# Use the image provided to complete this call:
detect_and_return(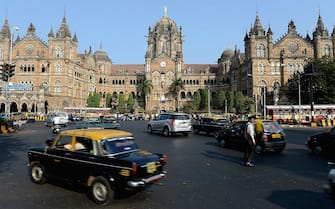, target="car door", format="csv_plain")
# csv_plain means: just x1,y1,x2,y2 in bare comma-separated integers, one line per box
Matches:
67,136,95,183
44,135,74,180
